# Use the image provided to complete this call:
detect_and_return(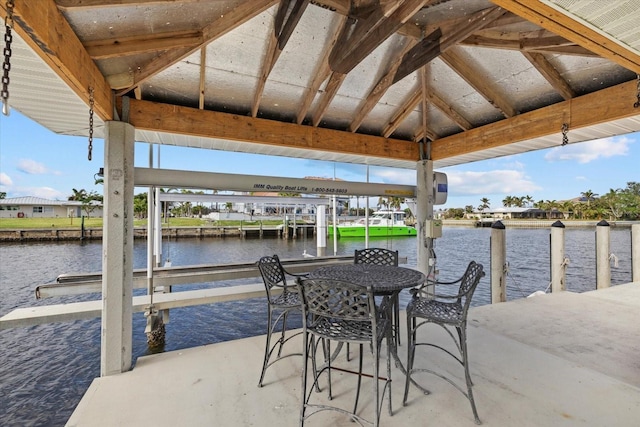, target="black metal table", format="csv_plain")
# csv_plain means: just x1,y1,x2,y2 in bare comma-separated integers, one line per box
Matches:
307,264,428,392
307,264,426,293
